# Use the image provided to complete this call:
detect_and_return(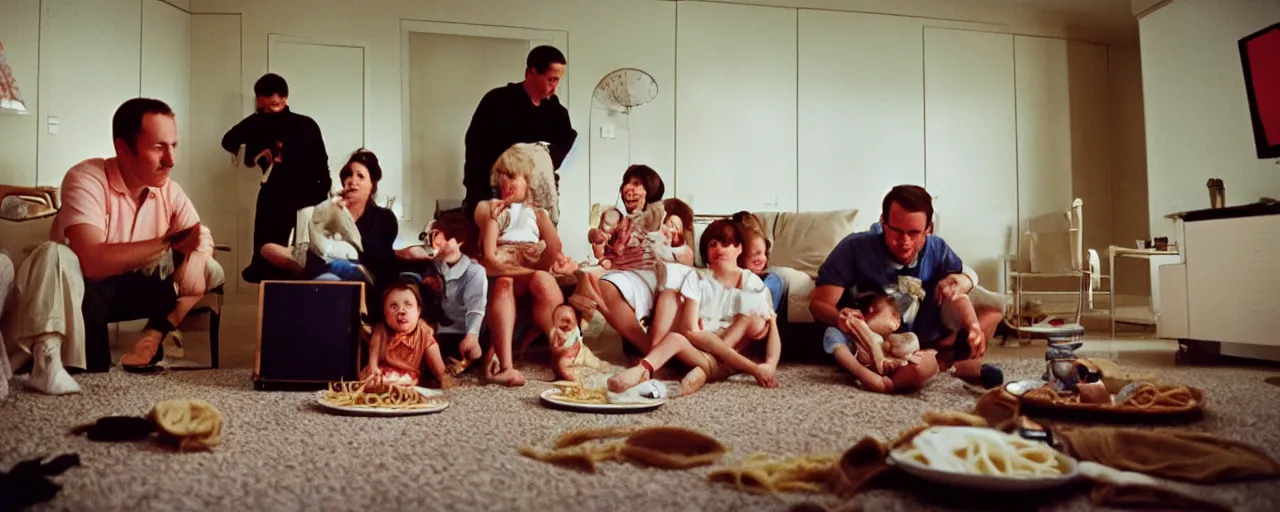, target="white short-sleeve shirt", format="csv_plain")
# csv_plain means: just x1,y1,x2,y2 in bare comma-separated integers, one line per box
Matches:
679,267,773,332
